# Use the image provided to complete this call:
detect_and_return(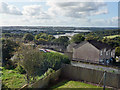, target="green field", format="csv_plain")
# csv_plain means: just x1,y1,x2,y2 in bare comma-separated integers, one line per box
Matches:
104,35,120,39
50,80,103,89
